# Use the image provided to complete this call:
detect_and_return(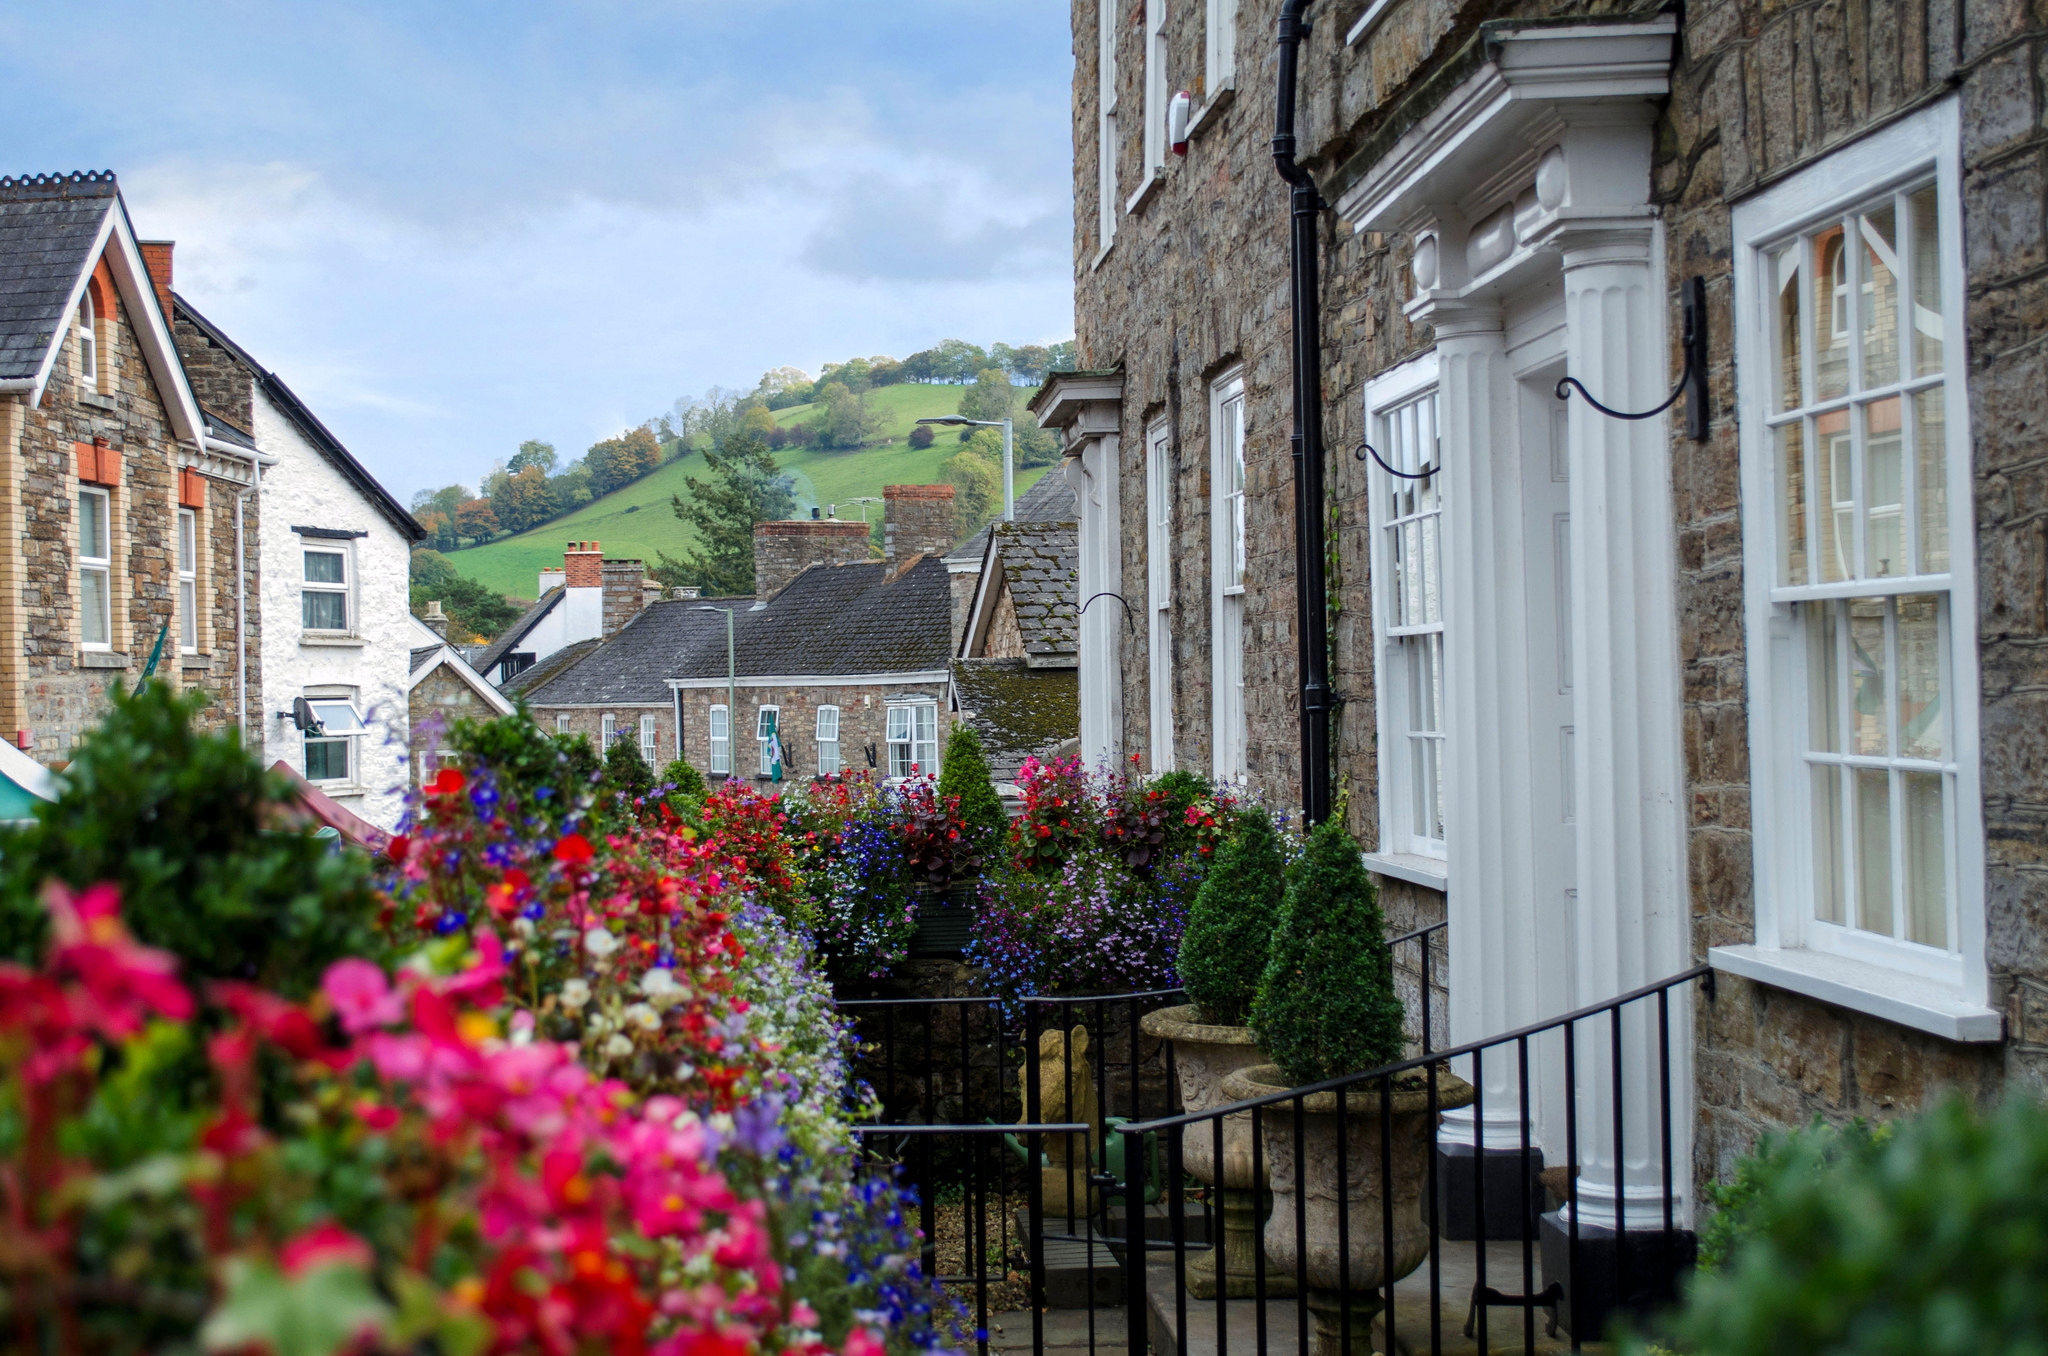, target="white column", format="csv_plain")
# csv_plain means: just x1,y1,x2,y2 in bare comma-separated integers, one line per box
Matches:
1558,217,1693,1230
1434,300,1548,1149
1067,438,1124,767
